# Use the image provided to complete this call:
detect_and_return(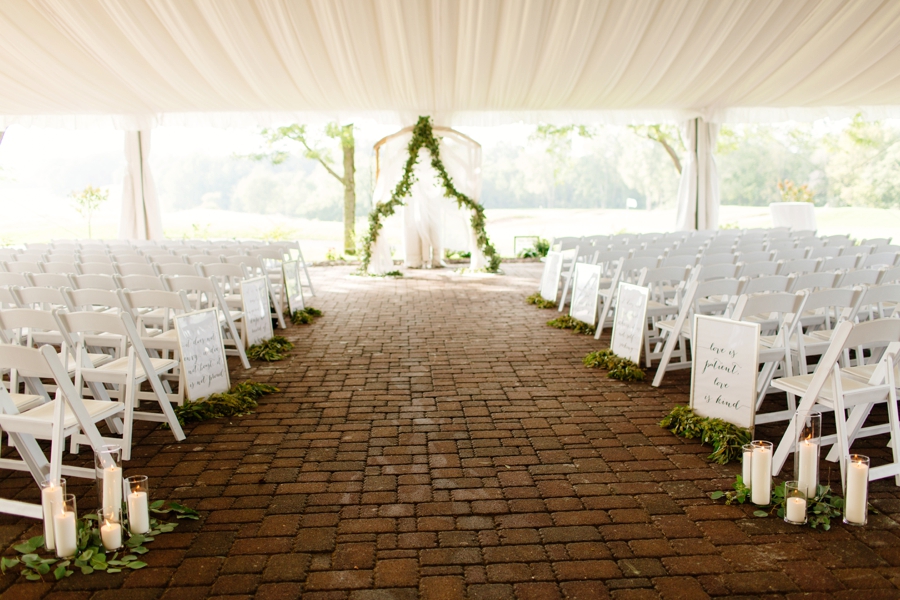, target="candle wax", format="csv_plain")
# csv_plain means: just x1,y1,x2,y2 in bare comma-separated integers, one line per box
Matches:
100,521,122,550
127,490,150,534
751,446,772,505
845,461,869,524
54,511,77,558
41,484,62,551
102,466,123,516
797,440,818,498
742,450,752,489
786,497,806,523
